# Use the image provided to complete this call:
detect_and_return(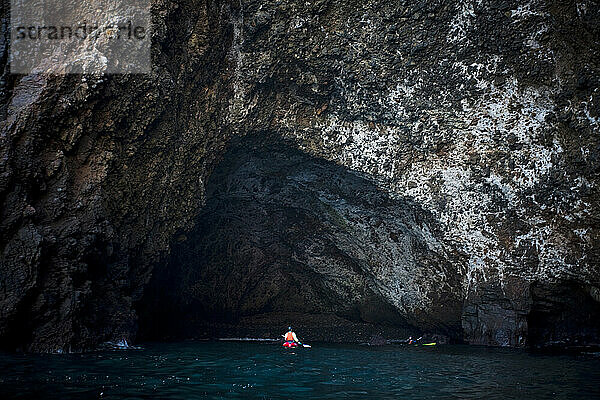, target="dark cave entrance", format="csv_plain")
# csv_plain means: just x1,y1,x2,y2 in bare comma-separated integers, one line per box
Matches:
528,281,600,348
136,134,463,343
